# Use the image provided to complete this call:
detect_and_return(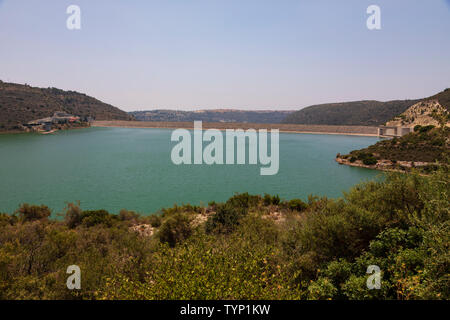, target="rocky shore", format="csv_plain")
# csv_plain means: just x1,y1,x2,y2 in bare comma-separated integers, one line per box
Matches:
335,156,434,173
